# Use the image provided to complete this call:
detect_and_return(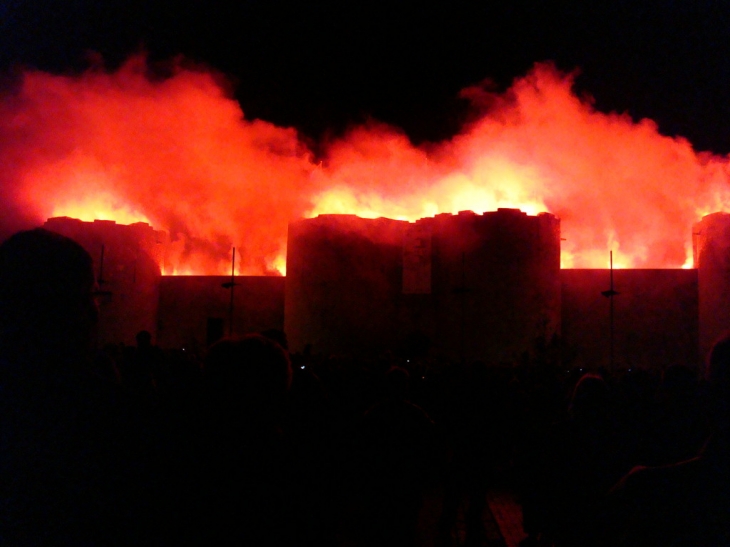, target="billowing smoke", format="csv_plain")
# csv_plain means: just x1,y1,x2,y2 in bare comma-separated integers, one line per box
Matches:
1,56,729,273
0,56,315,275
